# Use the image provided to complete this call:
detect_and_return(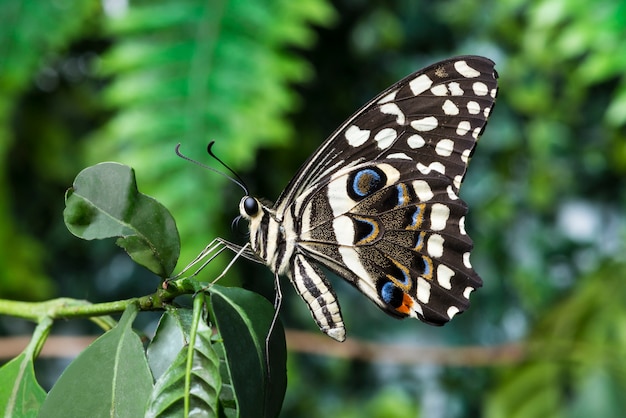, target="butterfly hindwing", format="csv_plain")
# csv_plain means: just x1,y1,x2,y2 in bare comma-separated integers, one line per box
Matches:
297,160,479,325
239,56,498,341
